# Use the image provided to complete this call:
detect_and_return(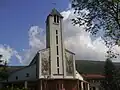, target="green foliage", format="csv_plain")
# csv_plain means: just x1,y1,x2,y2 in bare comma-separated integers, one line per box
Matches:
104,59,115,81
0,63,9,80
72,0,120,48
1,86,28,90
0,71,9,80
102,58,120,90
0,55,9,80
